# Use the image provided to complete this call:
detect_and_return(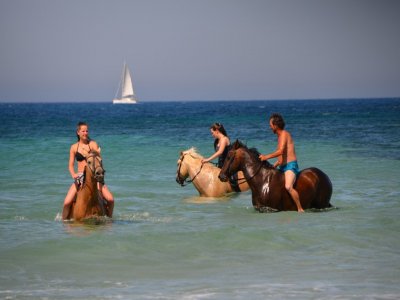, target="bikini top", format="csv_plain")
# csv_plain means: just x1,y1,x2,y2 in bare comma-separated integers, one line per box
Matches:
75,142,91,162
215,143,231,169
